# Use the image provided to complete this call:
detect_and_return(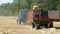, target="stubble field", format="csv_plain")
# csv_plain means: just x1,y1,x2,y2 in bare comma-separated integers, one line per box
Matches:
0,16,60,34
